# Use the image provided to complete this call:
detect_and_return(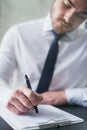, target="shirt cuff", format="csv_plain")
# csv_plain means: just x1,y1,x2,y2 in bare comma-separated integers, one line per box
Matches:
65,88,86,106
0,86,14,106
